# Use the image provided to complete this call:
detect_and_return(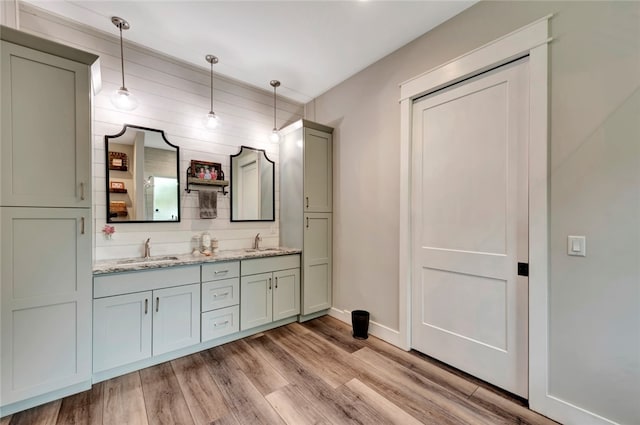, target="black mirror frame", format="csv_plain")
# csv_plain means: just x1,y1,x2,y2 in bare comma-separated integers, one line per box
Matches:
105,124,181,223
229,145,276,222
